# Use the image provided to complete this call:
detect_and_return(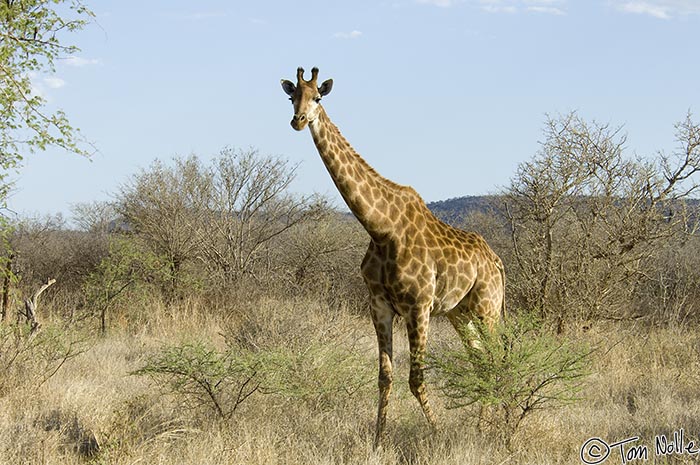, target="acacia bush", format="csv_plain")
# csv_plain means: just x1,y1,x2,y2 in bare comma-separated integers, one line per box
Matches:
135,300,373,425
260,340,373,412
430,312,592,450
0,322,85,397
134,342,262,422
222,296,373,410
